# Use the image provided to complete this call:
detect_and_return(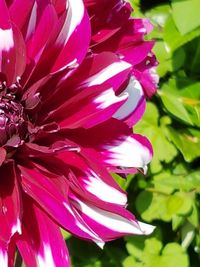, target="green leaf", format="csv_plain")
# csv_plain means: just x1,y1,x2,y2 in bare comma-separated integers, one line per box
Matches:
187,204,199,228
136,190,192,223
145,4,170,28
158,90,193,125
144,238,162,255
159,243,189,267
125,236,145,260
122,256,138,267
160,78,200,126
61,228,71,240
136,191,172,222
172,215,185,231
171,0,200,35
153,42,185,77
153,171,200,191
126,237,189,267
167,127,200,162
163,15,200,52
166,192,193,216
112,173,134,190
